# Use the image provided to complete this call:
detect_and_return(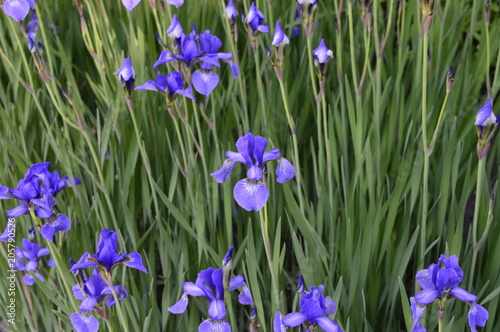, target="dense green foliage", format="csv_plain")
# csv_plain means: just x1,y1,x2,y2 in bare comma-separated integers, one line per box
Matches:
1,0,500,331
